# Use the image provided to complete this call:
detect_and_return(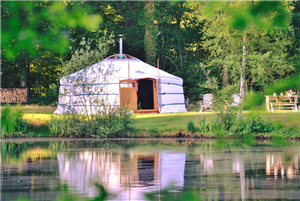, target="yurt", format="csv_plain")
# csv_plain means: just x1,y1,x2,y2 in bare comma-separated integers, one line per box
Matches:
54,36,187,115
